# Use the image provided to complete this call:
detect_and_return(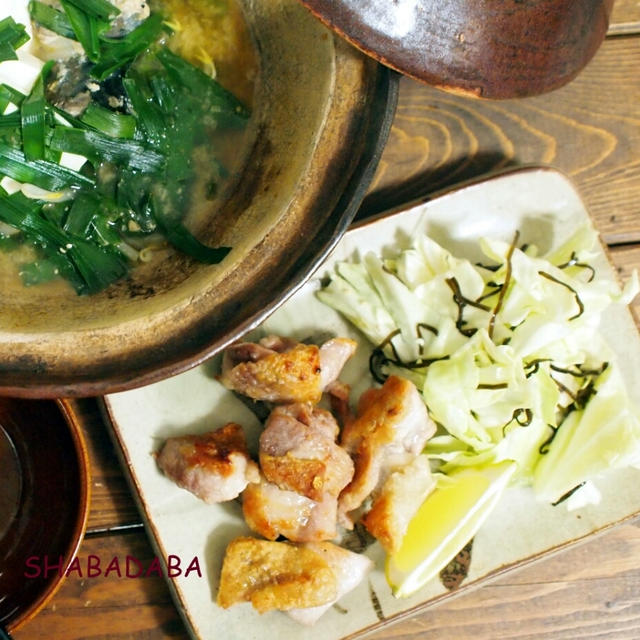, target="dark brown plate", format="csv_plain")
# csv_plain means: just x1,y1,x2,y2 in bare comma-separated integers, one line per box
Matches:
298,0,613,98
0,398,90,632
0,0,397,398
